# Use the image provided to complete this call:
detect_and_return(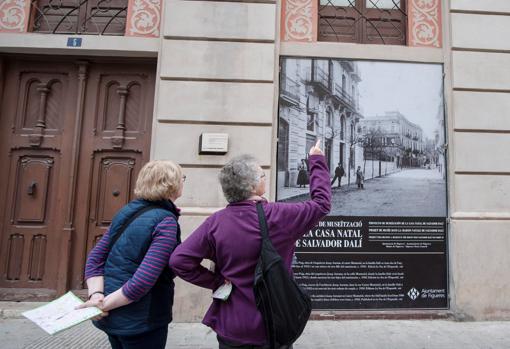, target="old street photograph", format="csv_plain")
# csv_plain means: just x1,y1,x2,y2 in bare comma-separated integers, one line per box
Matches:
277,58,447,217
